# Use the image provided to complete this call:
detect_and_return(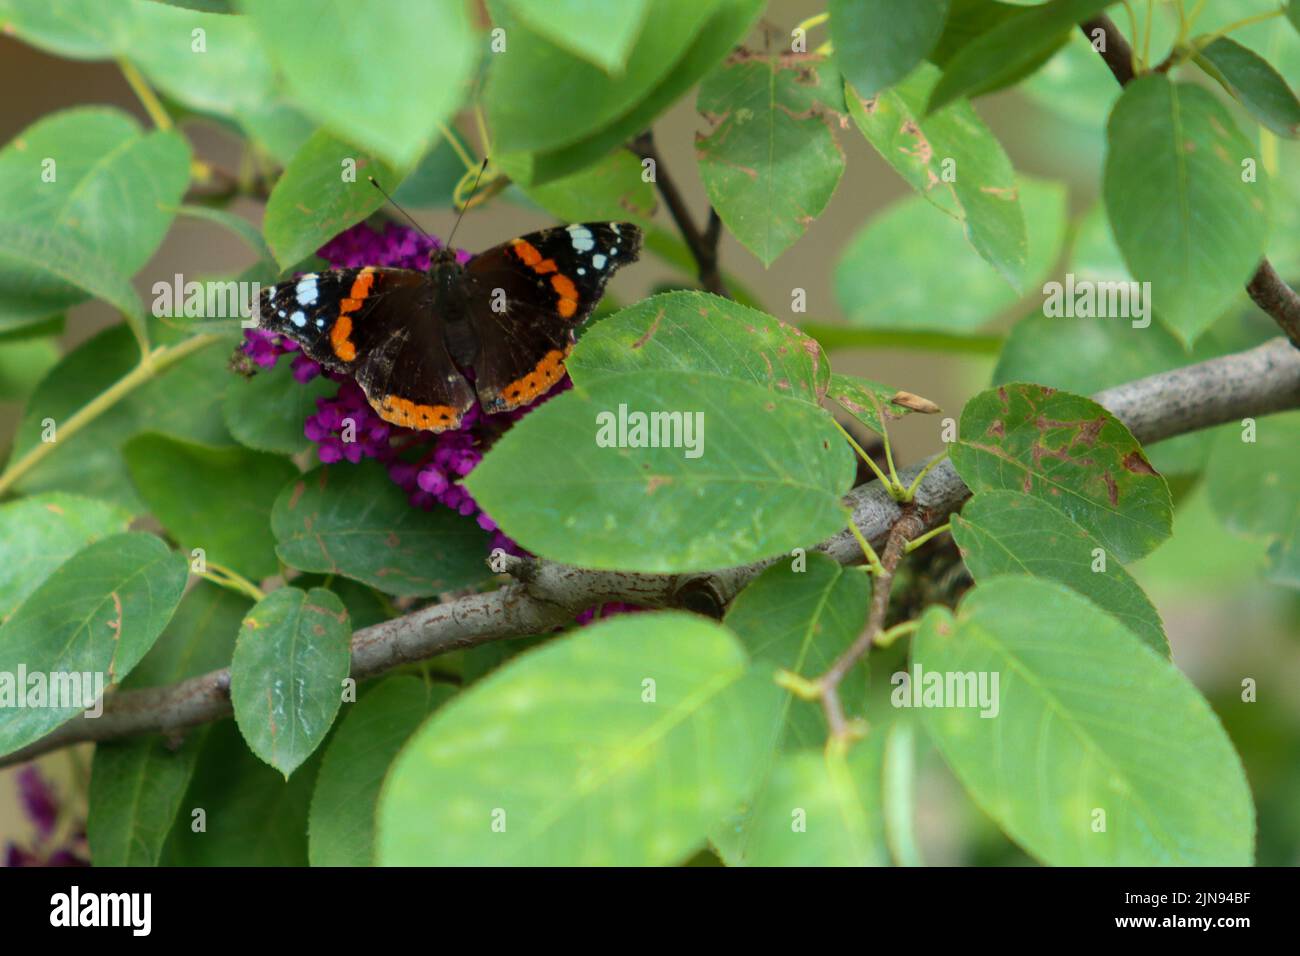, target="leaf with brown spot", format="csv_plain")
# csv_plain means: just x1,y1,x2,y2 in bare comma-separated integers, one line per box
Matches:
952,384,1172,561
